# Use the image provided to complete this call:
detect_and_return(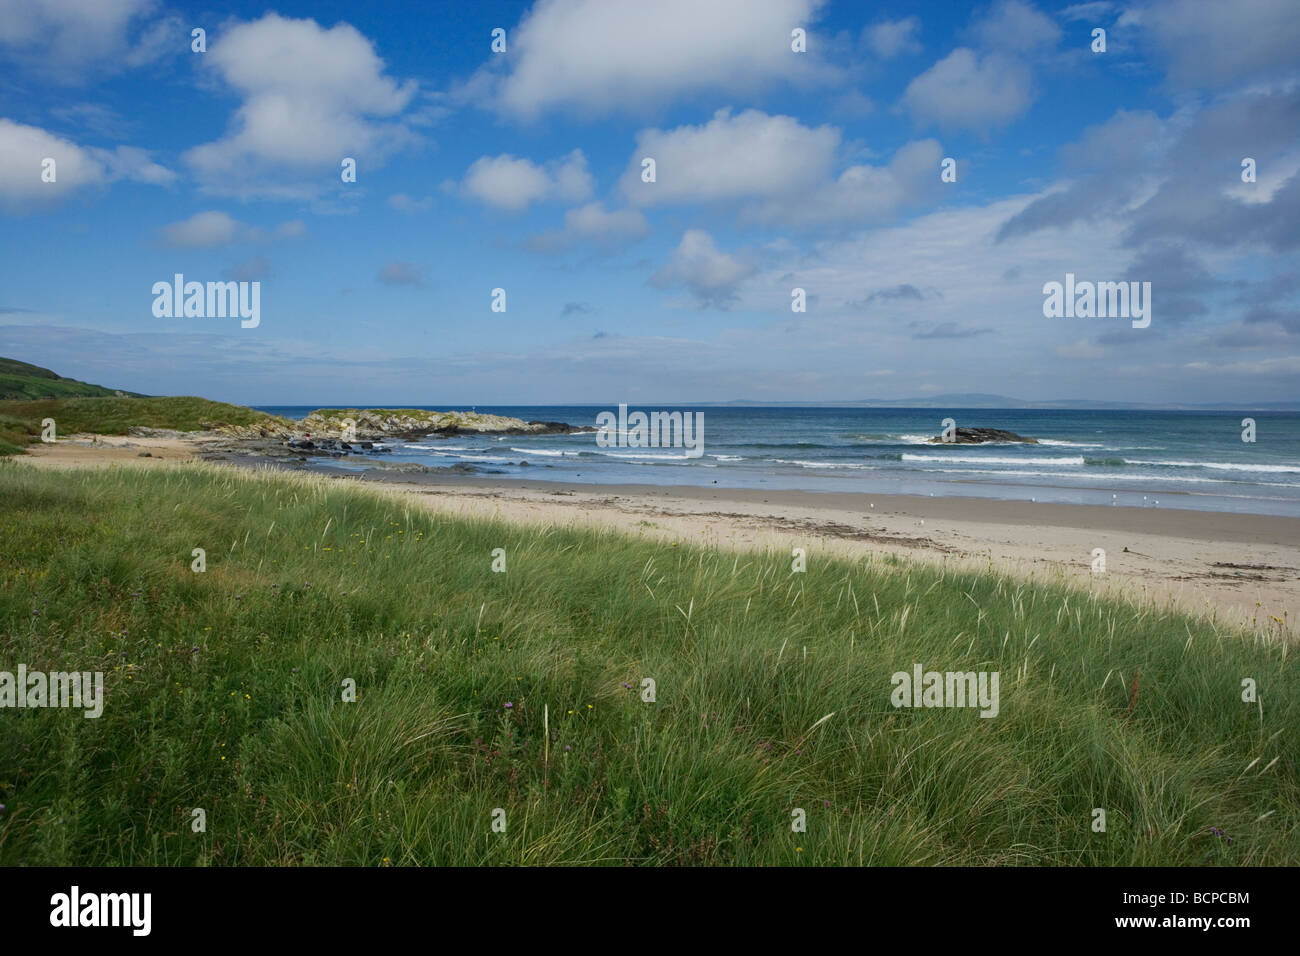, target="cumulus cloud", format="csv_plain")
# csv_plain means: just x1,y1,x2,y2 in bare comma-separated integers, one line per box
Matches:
650,230,754,308
903,49,1035,132
1125,0,1300,90
161,211,242,248
619,108,943,226
183,14,418,198
622,109,836,205
460,149,593,211
0,0,172,79
158,211,307,248
903,1,1061,133
970,0,1062,52
996,89,1300,258
0,118,174,206
470,0,834,119
527,202,649,253
863,17,922,59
